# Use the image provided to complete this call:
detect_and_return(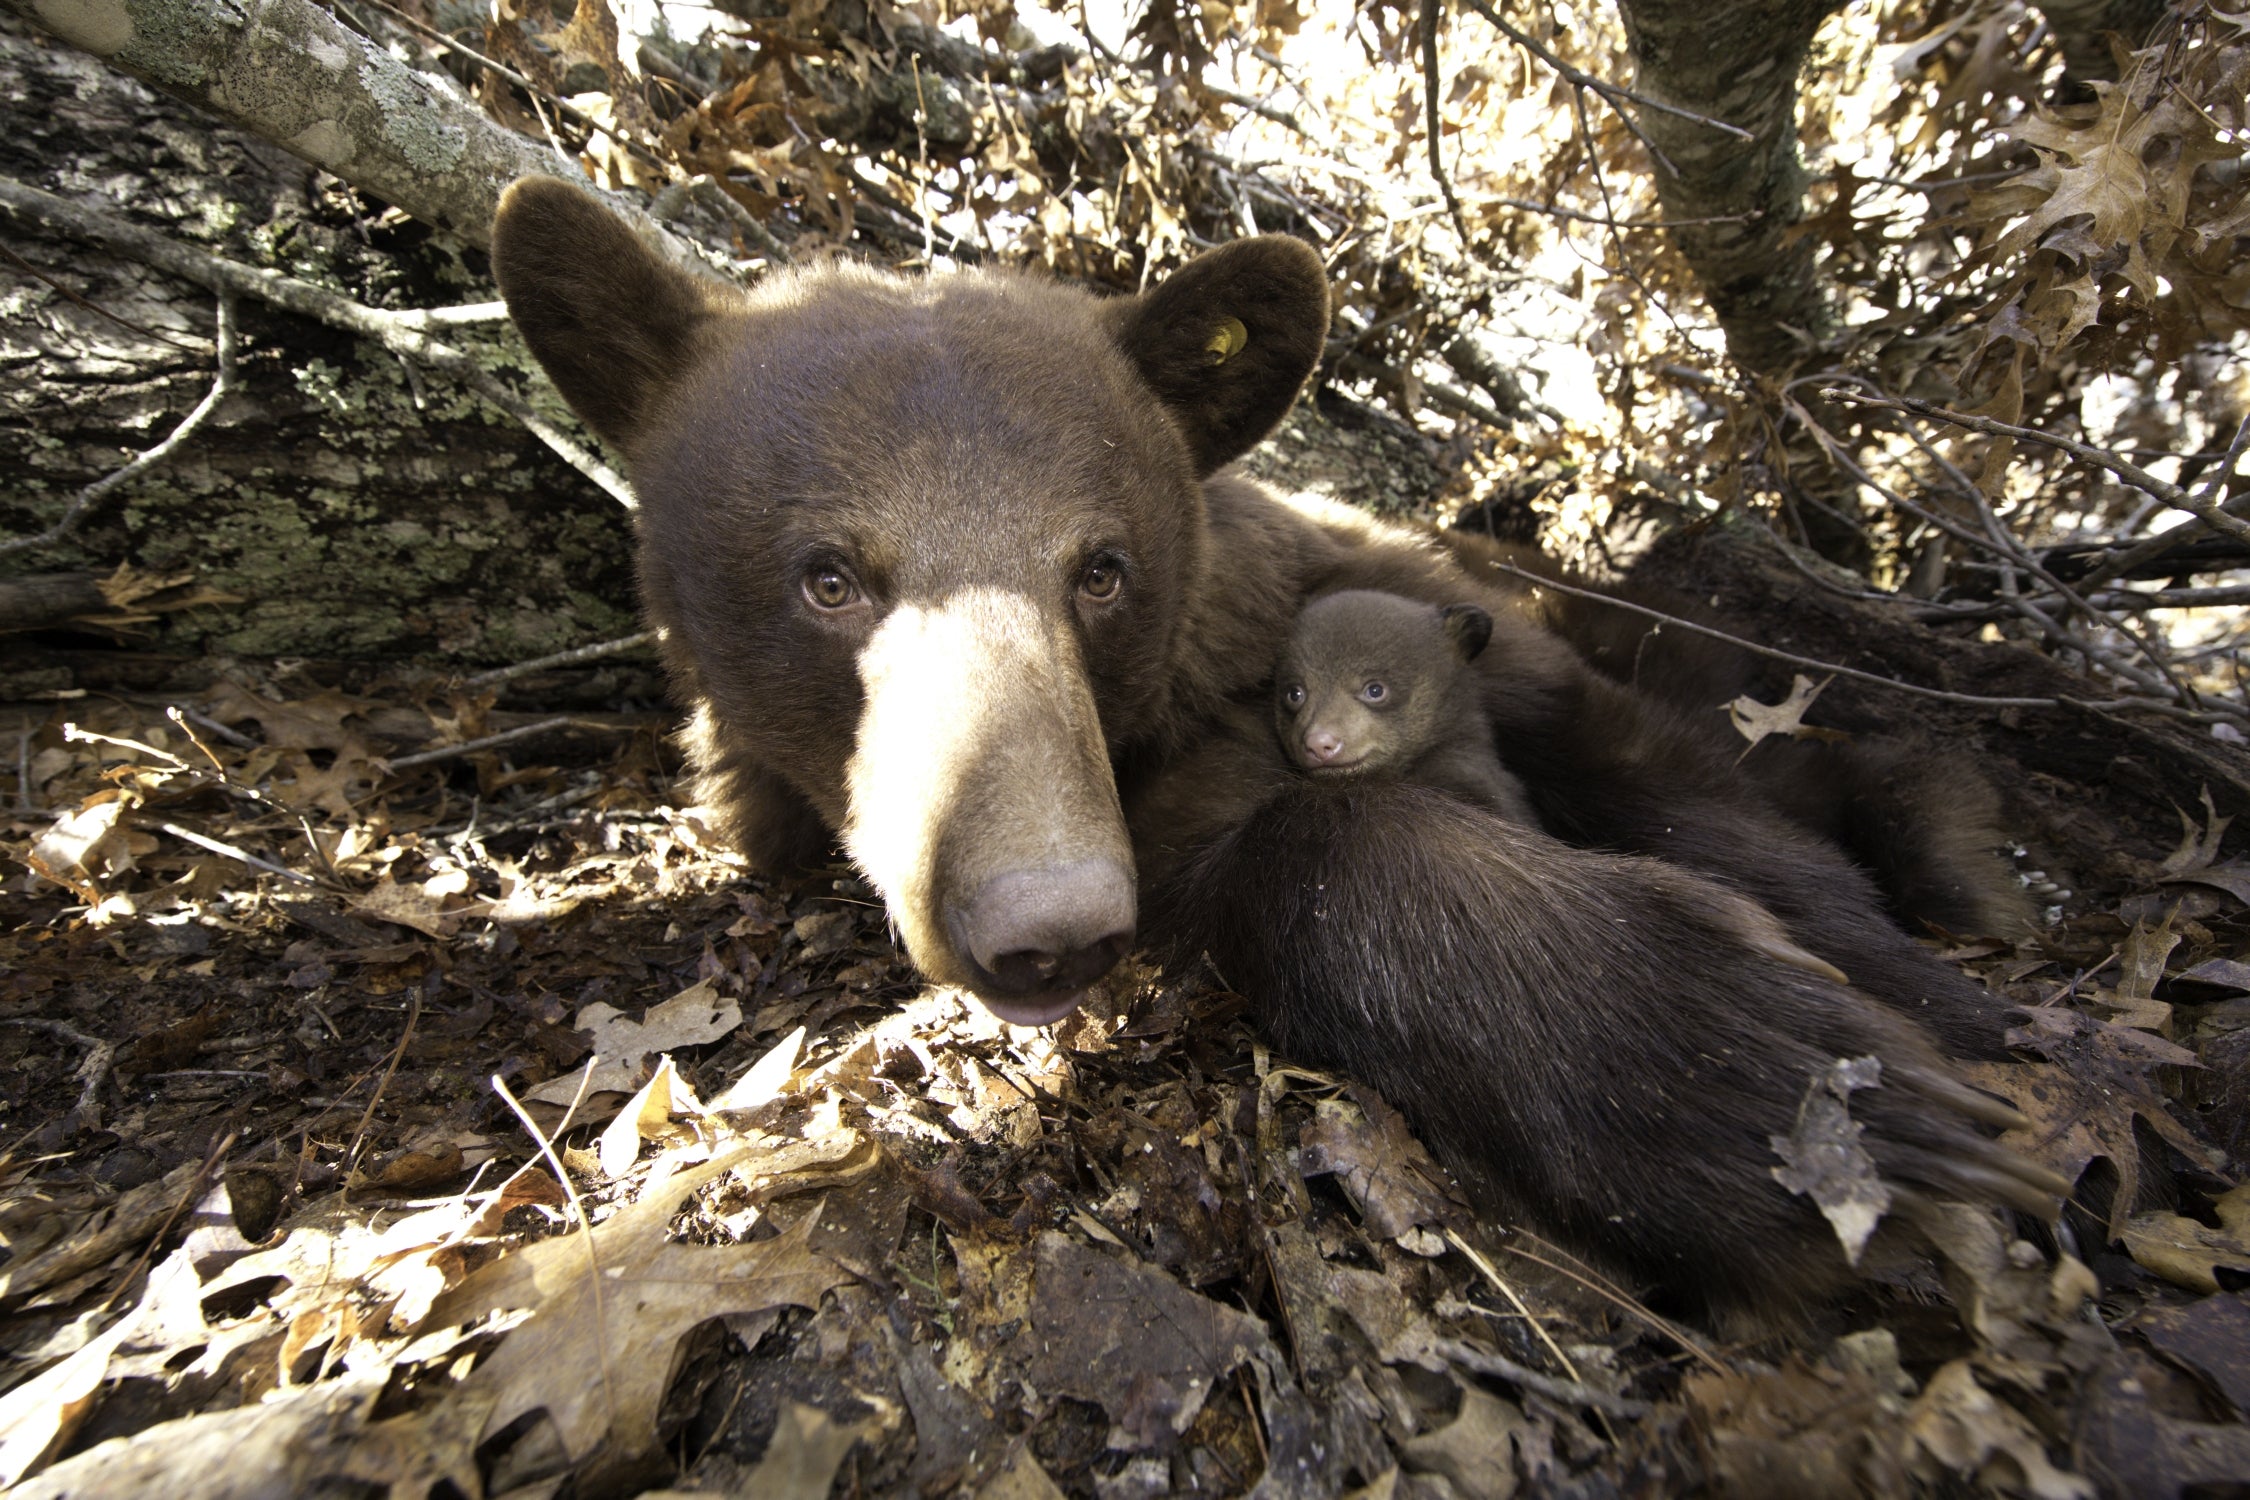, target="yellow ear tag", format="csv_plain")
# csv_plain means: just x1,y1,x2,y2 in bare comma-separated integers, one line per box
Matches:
1204,316,1249,366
